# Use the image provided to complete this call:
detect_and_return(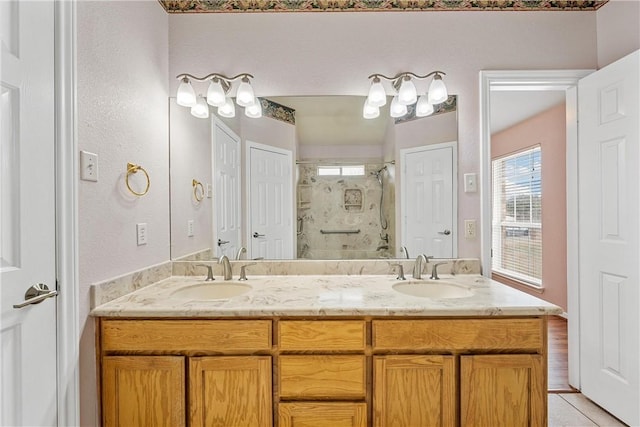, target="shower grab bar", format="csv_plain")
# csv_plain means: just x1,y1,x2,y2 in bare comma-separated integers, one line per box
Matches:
320,229,361,235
